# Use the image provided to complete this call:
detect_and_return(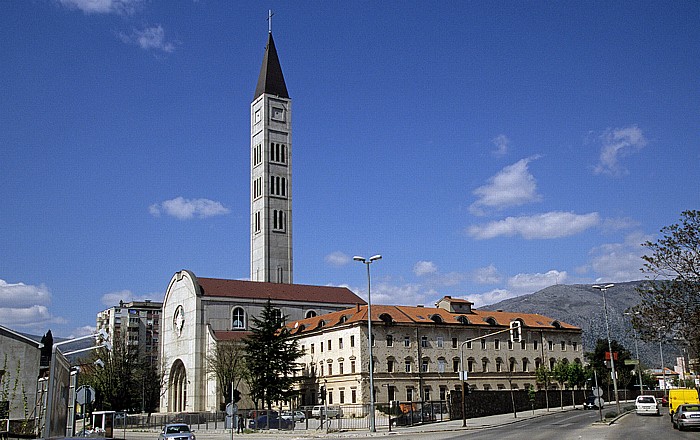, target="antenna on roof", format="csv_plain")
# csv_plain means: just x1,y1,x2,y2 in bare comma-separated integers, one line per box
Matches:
267,9,274,34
